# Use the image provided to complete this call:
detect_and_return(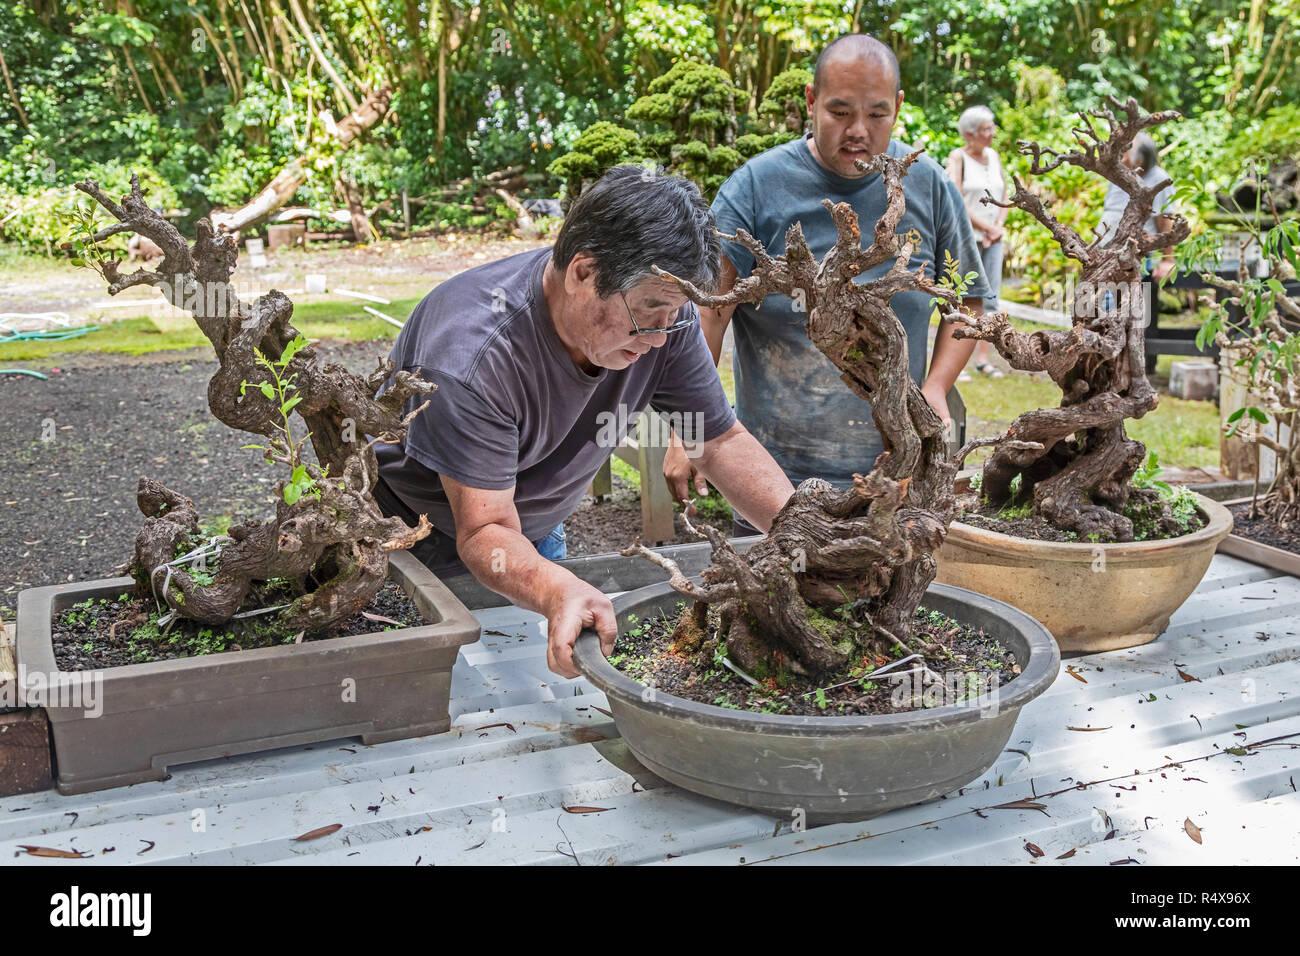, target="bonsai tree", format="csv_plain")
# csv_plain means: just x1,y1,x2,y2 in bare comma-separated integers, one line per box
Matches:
946,97,1194,542
549,65,812,205
546,121,644,211
736,66,812,159
1192,217,1300,524
622,150,975,677
62,175,436,632
627,60,742,198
